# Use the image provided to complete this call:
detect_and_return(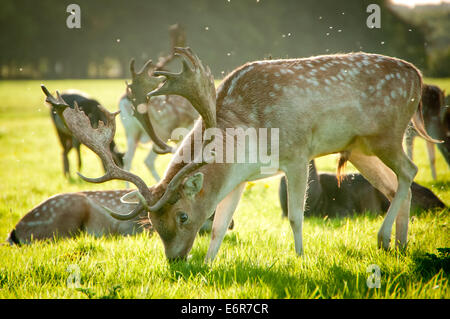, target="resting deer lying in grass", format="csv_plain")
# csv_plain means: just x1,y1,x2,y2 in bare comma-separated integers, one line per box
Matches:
405,84,450,179
17,48,440,263
279,160,446,218
48,90,124,177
